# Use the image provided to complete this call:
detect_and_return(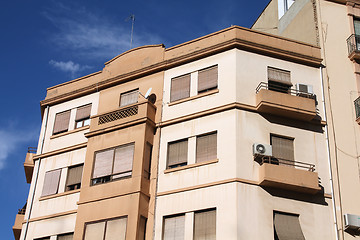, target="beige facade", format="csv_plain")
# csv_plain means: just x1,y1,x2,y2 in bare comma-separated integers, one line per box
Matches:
254,0,360,239
14,25,337,239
